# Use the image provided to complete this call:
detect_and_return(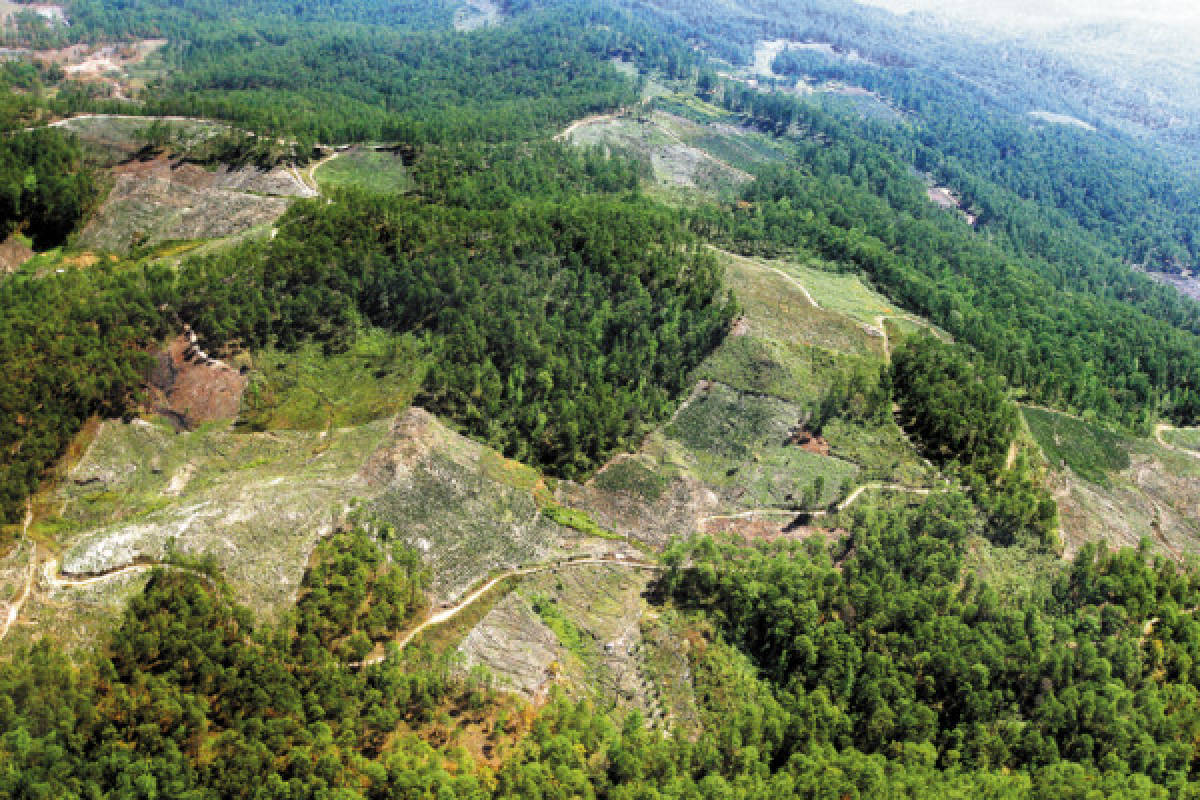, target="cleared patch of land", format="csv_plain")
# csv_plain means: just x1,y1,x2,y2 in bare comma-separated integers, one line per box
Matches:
54,417,390,615
51,116,226,164
566,111,752,200
1023,407,1131,486
239,330,427,431
1023,407,1200,559
75,157,298,253
459,591,563,697
718,250,886,357
665,381,859,510
1028,110,1096,131
1147,271,1200,303
0,233,33,273
1,567,151,657
454,0,501,31
313,147,411,194
147,332,248,428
